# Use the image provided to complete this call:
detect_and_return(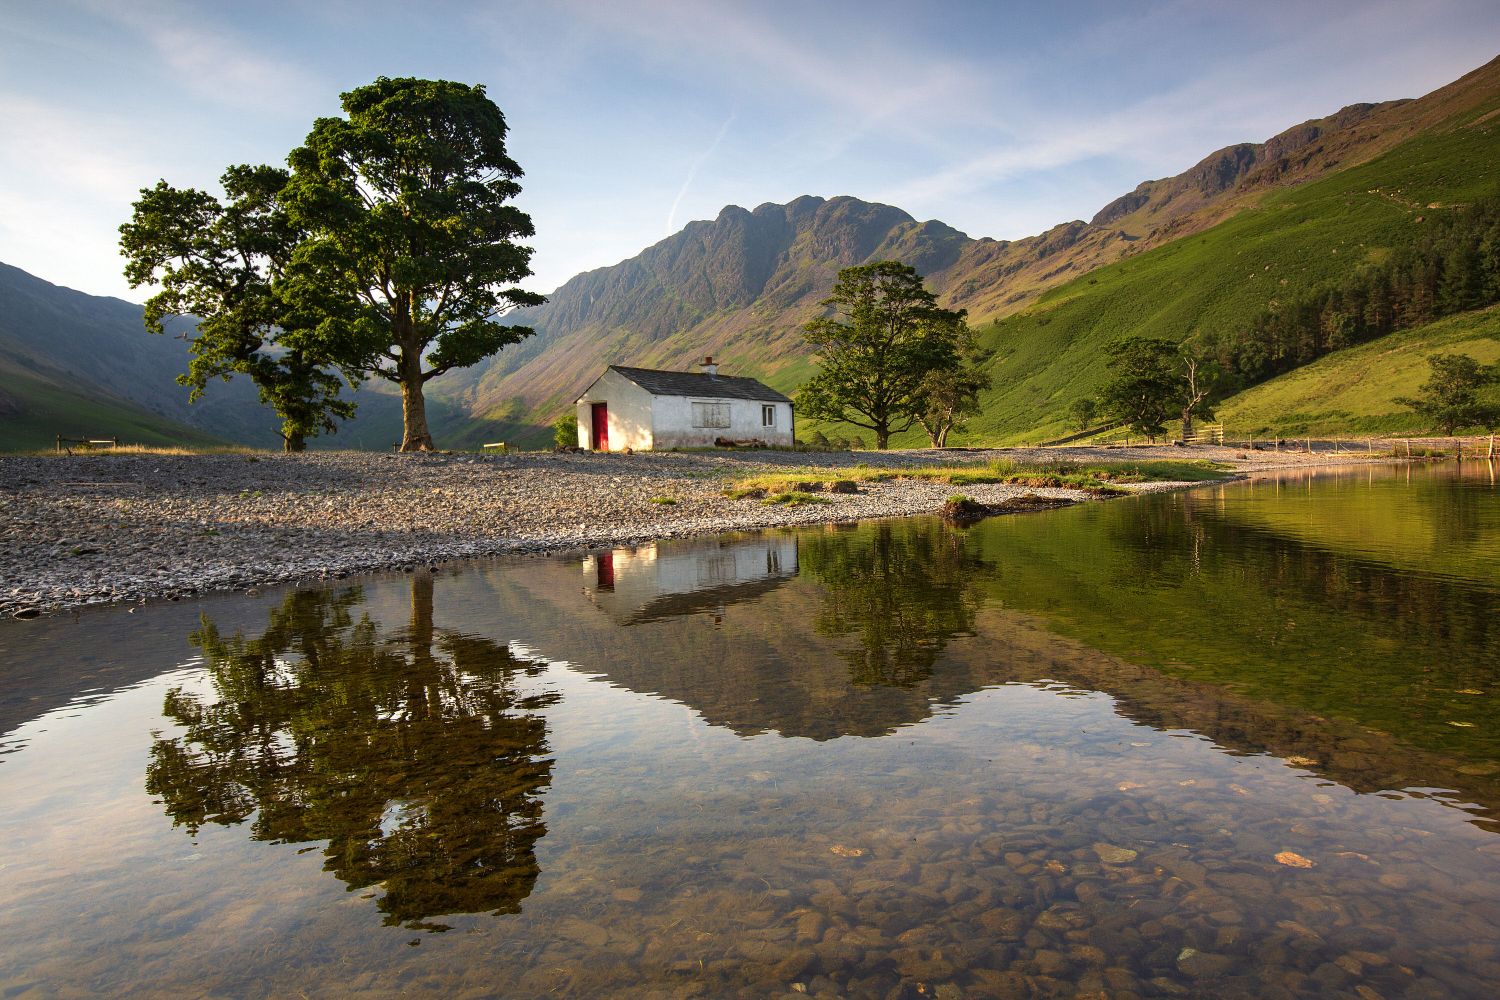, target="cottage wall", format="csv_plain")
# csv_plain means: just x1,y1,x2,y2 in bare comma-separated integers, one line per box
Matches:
652,397,794,449
576,370,655,451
